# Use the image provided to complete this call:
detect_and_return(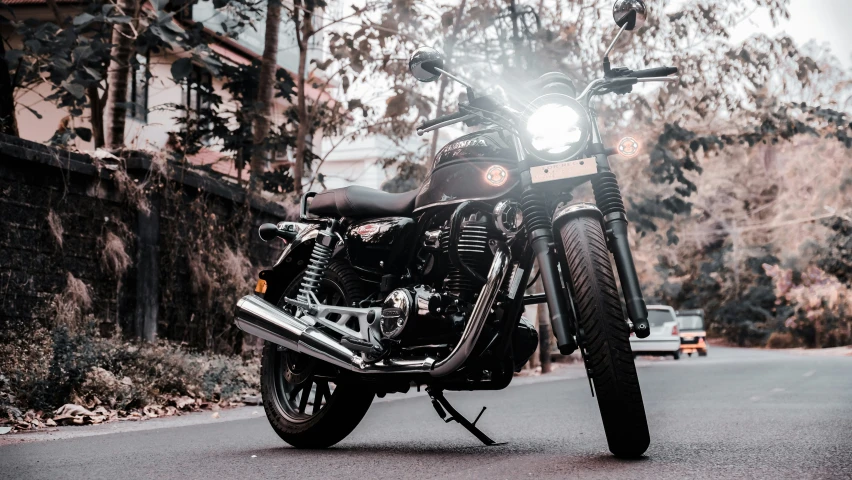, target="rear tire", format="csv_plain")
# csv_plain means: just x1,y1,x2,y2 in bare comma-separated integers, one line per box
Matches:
260,260,374,448
673,350,681,360
558,214,650,458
